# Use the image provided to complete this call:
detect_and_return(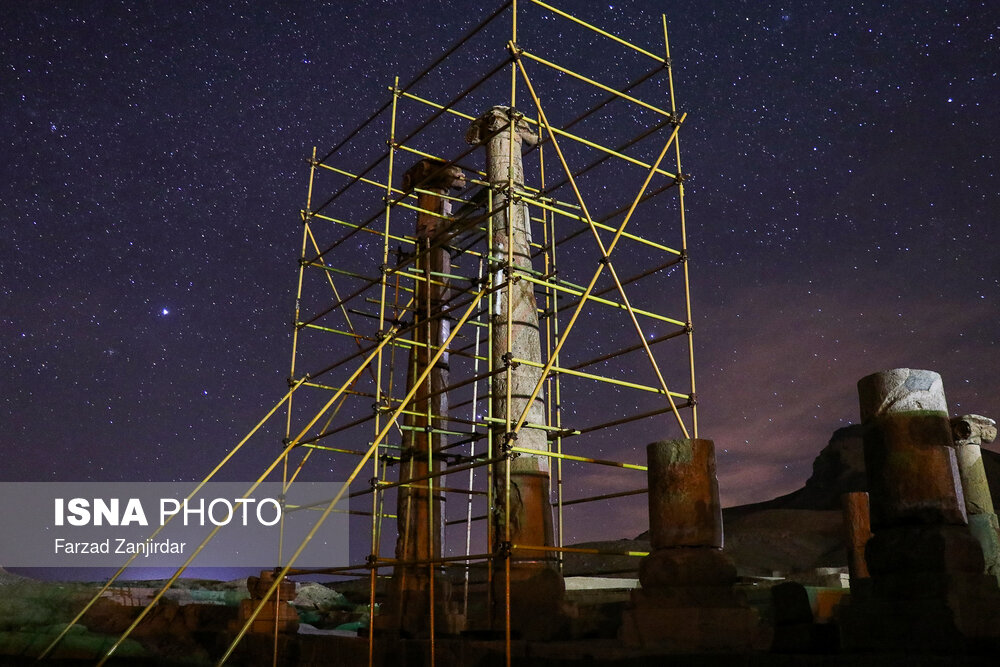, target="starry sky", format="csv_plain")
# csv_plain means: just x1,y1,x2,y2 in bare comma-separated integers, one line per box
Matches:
4,0,999,561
